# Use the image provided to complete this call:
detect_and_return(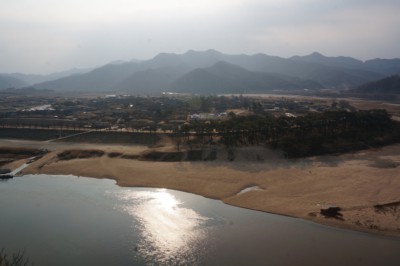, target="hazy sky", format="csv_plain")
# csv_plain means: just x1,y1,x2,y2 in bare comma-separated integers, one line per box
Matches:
1,0,399,74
